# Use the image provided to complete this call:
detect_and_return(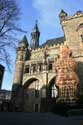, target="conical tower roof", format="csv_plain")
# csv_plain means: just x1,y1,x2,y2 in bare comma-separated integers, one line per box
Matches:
32,20,40,33
59,9,68,20
19,35,29,48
